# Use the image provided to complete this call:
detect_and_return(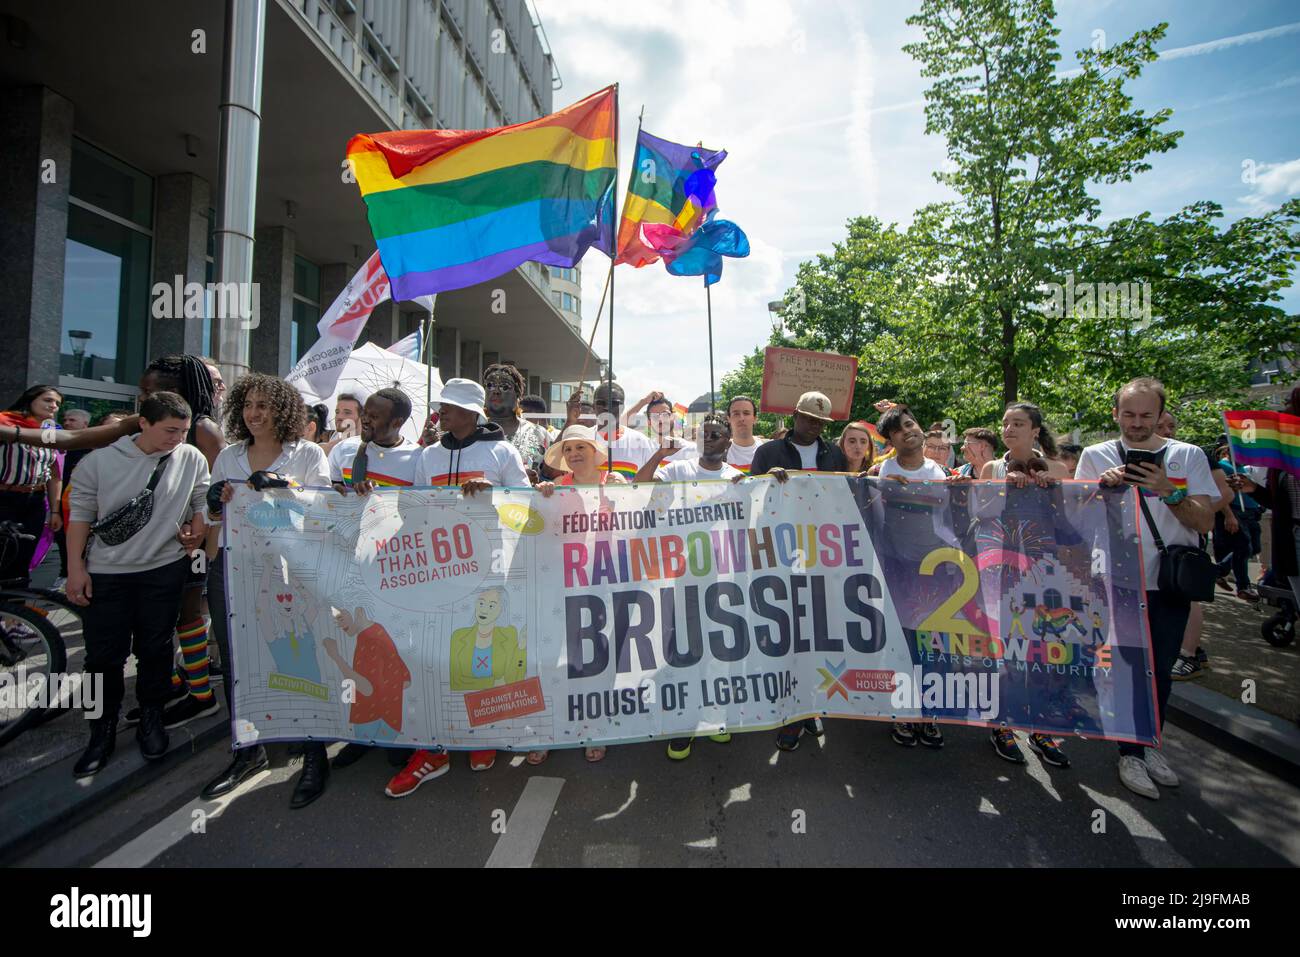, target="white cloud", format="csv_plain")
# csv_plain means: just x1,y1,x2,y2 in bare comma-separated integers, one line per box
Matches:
1158,21,1300,61
1239,157,1300,213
